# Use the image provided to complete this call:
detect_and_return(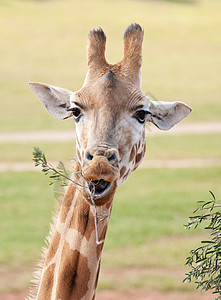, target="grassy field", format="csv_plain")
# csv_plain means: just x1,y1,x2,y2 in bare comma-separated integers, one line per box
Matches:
0,0,221,131
0,167,221,293
0,0,220,297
